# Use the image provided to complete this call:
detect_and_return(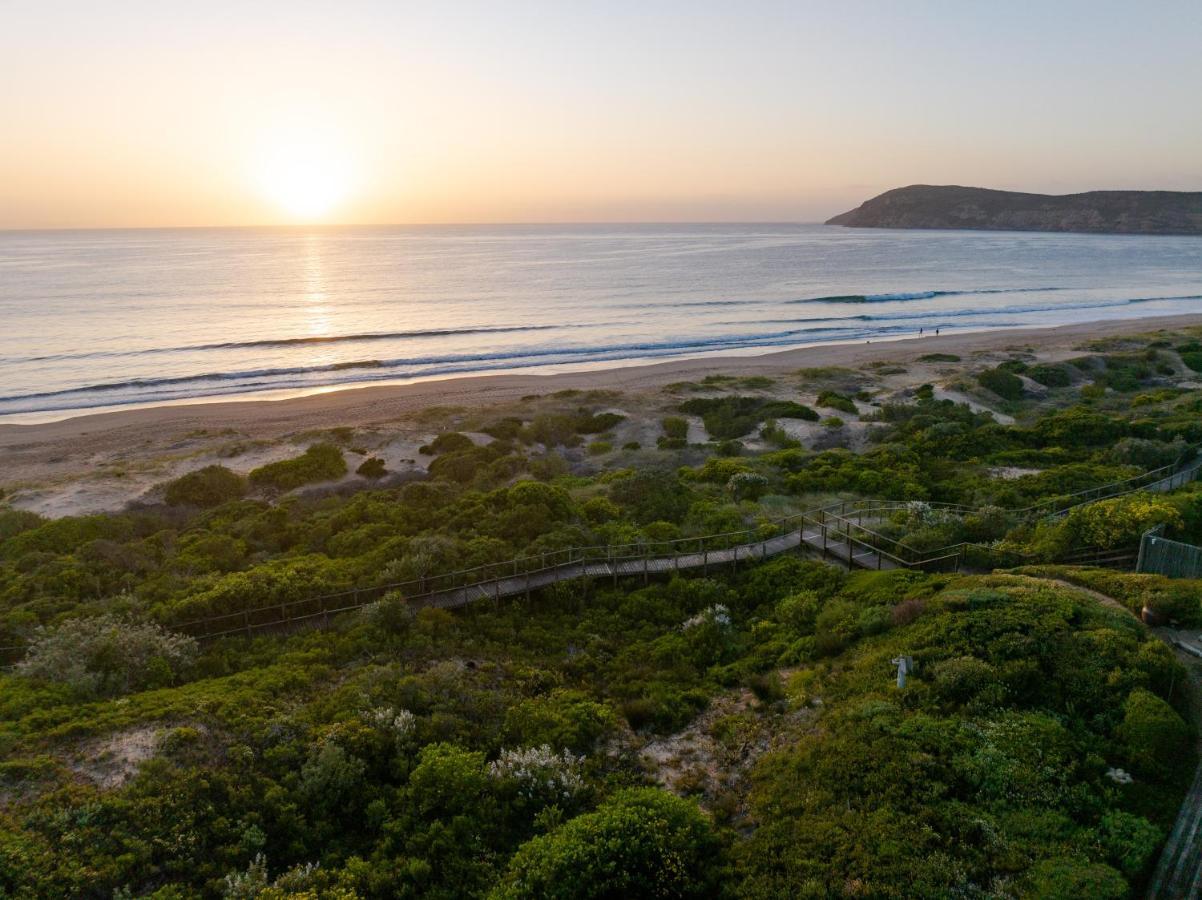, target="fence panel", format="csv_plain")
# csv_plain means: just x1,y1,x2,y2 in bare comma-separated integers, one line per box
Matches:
1138,532,1202,579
